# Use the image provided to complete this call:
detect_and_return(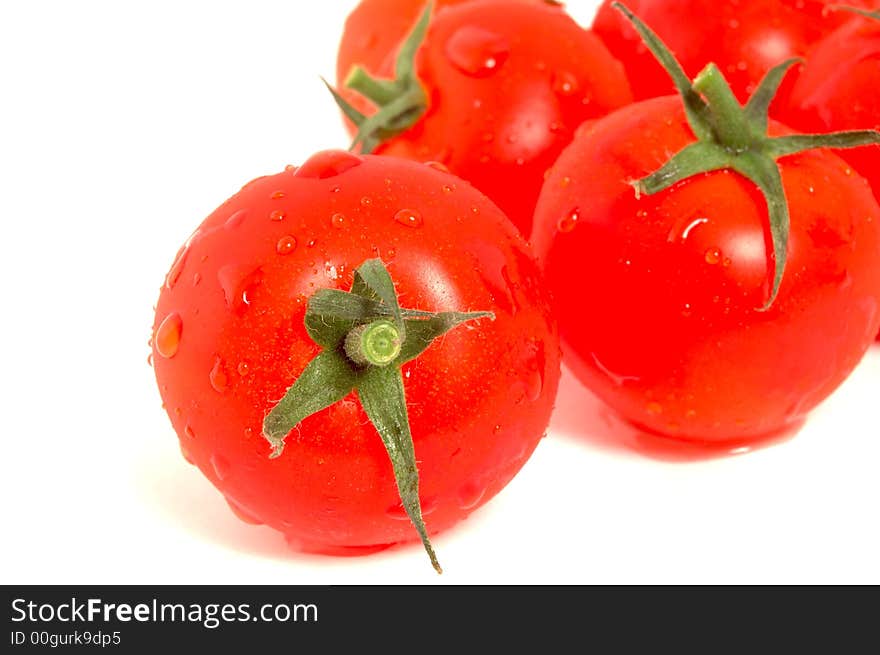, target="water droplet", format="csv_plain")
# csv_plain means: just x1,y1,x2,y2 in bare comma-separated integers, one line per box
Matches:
217,265,264,313
549,121,565,134
294,150,364,179
558,208,580,233
155,313,183,359
179,441,195,465
270,190,285,200
444,25,510,77
146,353,153,367
276,235,297,255
560,176,571,188
269,210,286,222
551,70,579,97
386,497,438,521
457,481,487,510
705,247,722,265
394,208,424,228
646,401,663,415
442,184,454,194
226,497,262,525
330,213,346,228
324,262,341,281
524,340,546,401
306,239,317,248
237,361,250,376
165,246,190,289
184,424,196,439
210,356,228,393
284,164,297,172
425,161,450,173
481,132,494,143
211,453,231,481
525,370,543,401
